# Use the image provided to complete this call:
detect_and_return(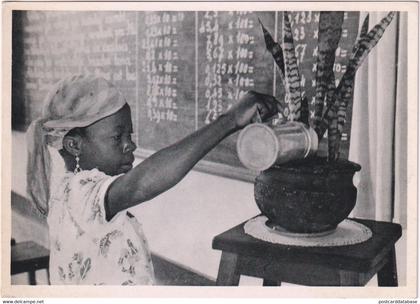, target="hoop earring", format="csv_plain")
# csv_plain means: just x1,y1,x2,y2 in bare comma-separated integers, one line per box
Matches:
74,155,81,174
